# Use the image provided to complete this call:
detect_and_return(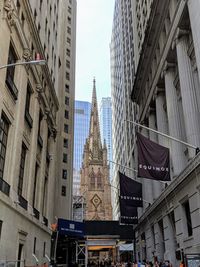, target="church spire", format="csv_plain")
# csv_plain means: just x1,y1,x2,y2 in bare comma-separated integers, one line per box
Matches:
88,78,102,161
